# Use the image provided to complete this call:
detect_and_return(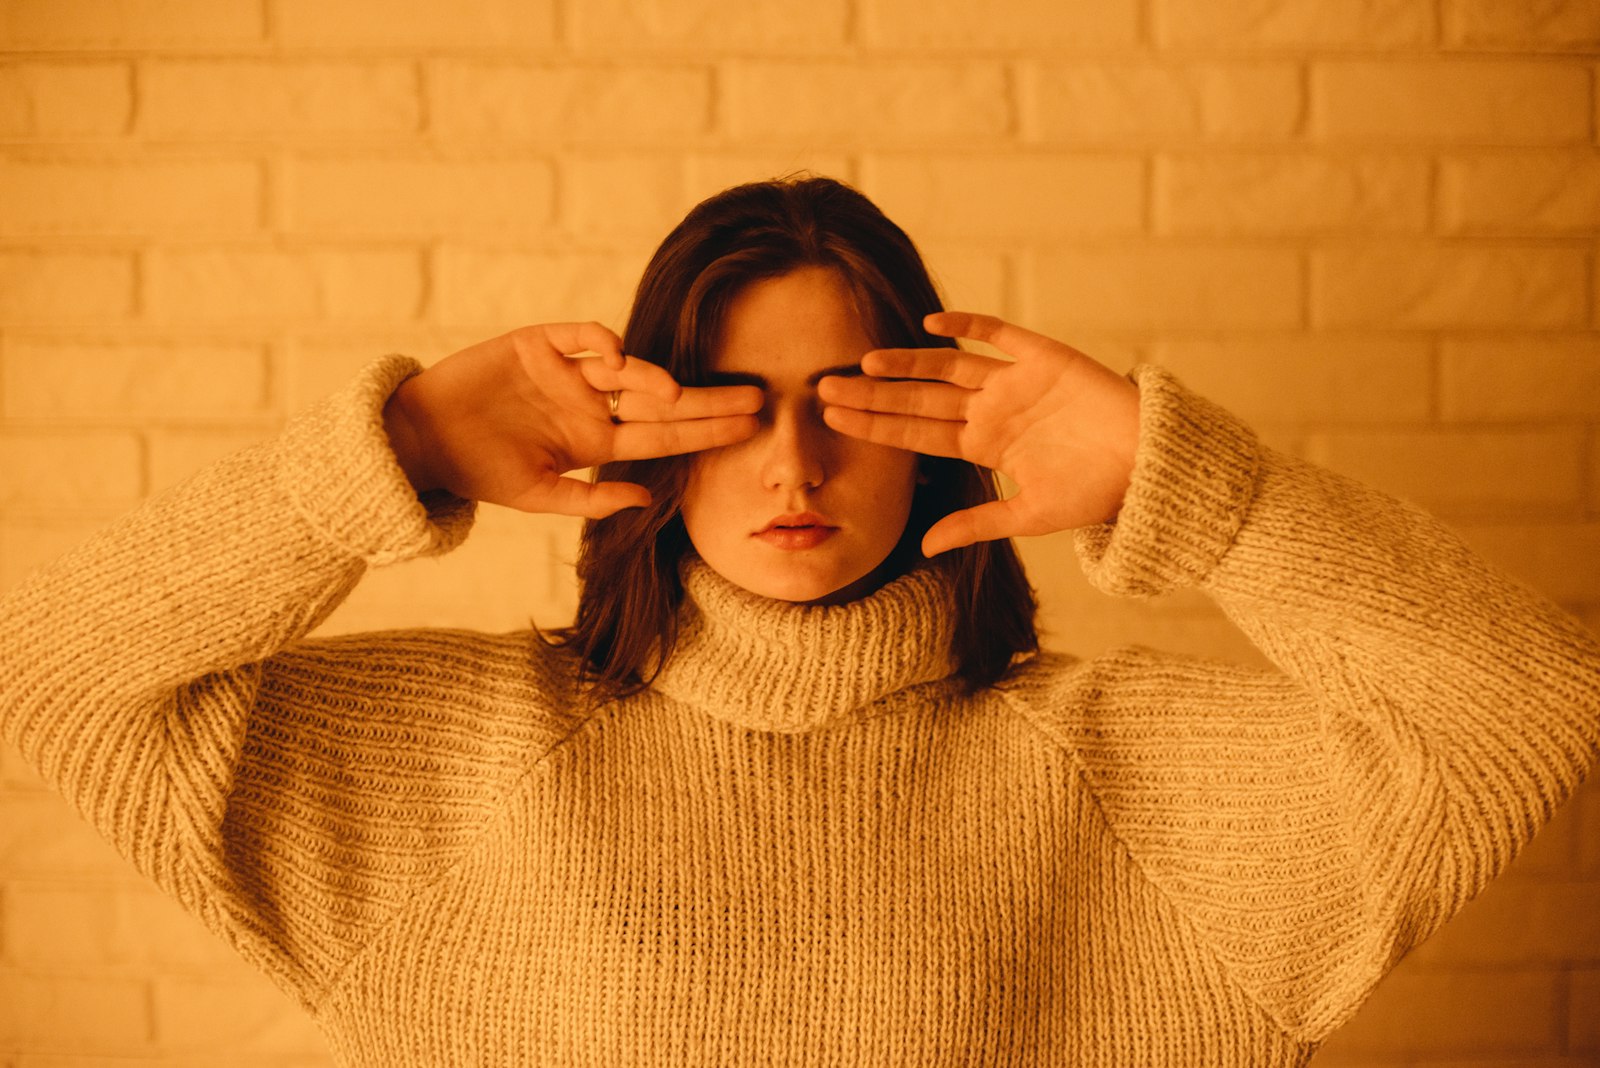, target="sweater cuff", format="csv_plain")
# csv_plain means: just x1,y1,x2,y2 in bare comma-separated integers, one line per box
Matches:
276,353,477,567
1073,363,1260,599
